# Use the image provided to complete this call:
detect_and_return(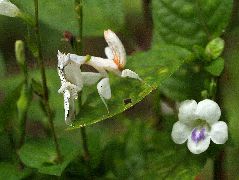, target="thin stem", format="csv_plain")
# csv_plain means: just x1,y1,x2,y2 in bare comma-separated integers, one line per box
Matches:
80,127,90,160
213,151,225,180
34,0,62,162
75,0,83,54
74,0,90,161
